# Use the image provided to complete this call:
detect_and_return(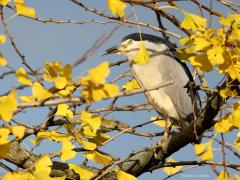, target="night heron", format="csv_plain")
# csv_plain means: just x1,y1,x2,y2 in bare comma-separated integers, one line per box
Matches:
103,33,199,131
